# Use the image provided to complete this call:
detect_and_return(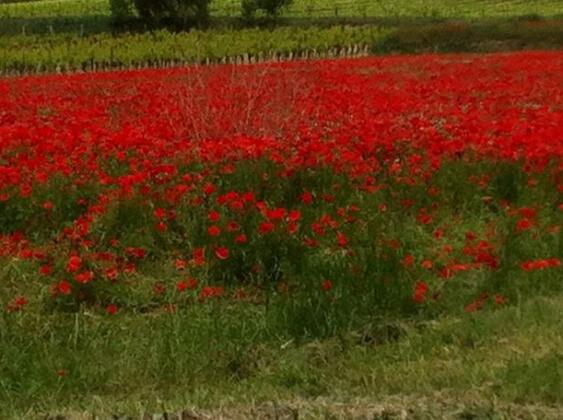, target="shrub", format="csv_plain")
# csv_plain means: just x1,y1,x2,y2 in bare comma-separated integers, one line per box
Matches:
241,0,293,20
109,0,135,23
132,0,210,25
